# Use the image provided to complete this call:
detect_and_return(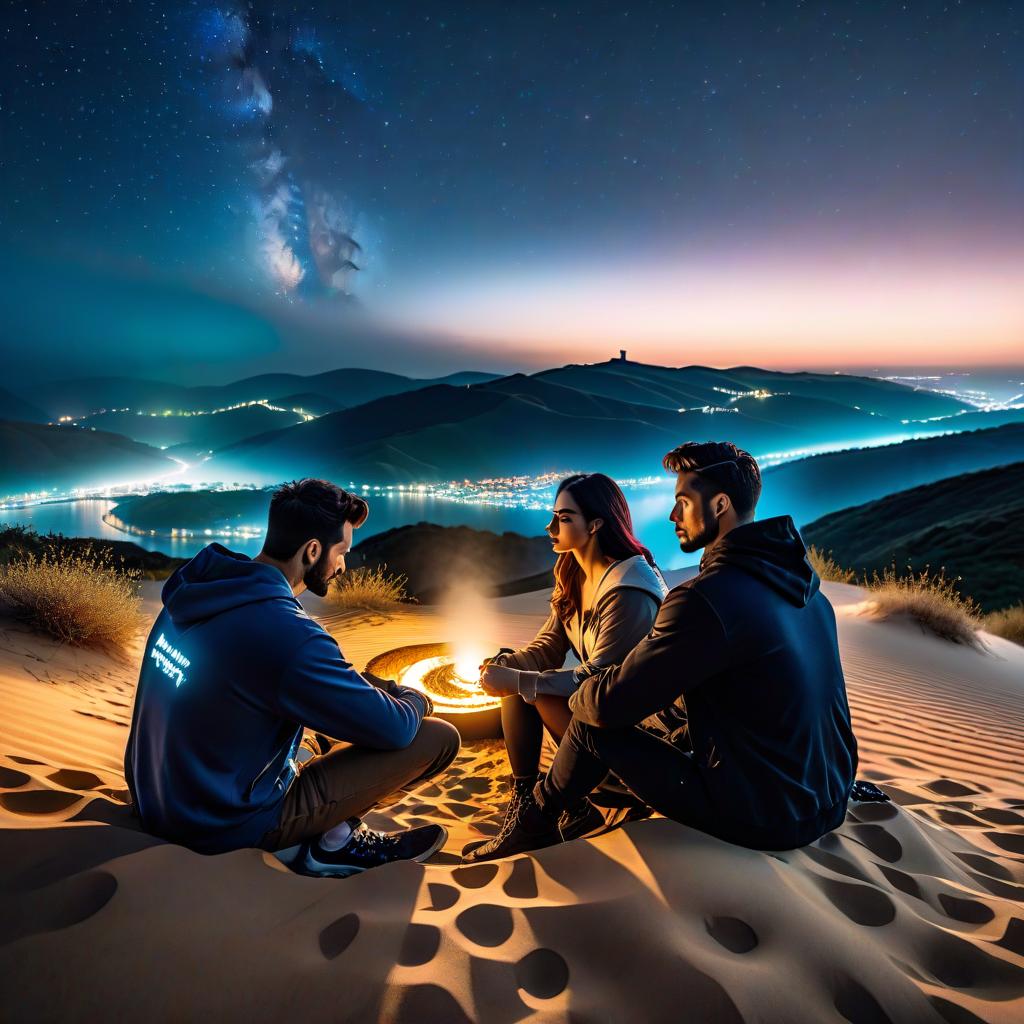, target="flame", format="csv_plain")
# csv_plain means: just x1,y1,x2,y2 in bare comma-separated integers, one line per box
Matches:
453,656,481,683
